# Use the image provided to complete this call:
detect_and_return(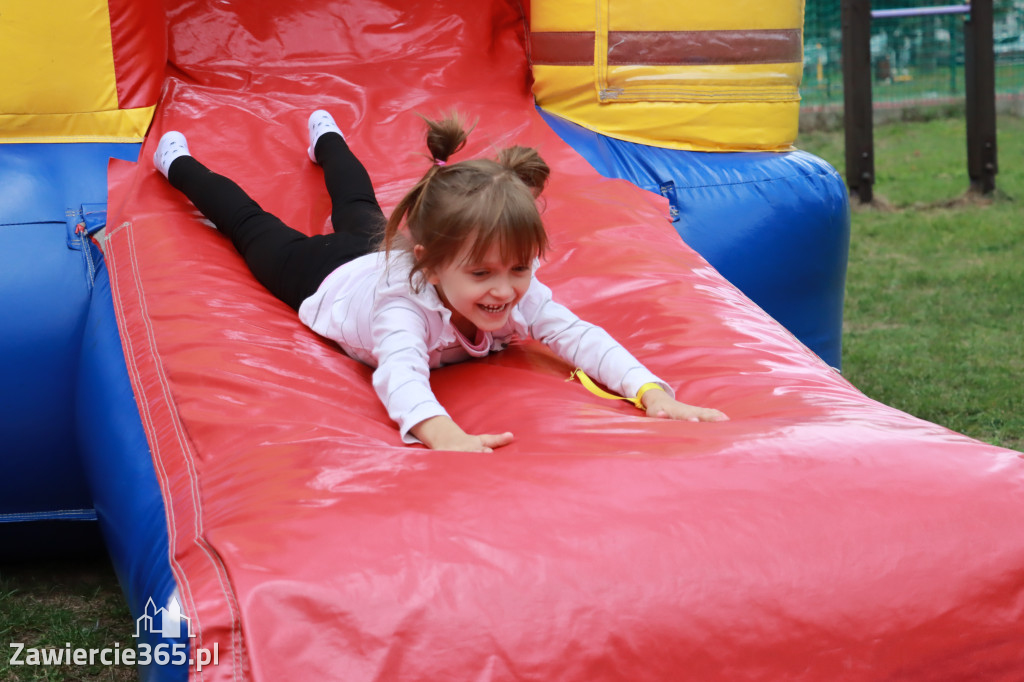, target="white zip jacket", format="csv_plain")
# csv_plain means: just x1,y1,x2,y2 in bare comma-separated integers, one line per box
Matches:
298,251,672,443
